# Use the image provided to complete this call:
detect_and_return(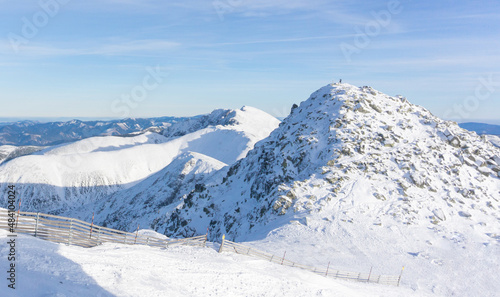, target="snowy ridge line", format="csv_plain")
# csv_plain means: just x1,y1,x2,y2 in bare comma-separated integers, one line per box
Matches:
219,237,402,286
0,210,207,248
